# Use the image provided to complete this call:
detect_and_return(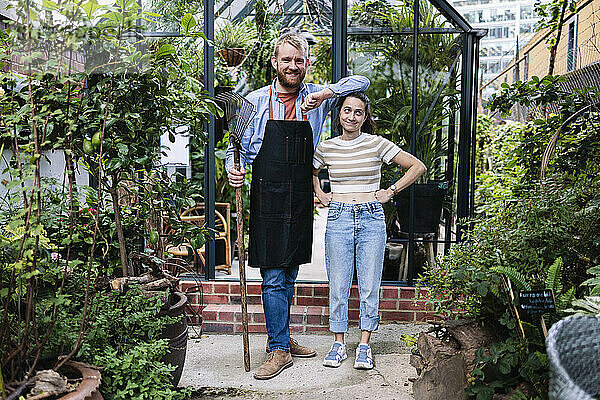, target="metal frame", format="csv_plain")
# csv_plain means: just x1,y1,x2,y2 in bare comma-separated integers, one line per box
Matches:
204,0,216,280
197,0,485,283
